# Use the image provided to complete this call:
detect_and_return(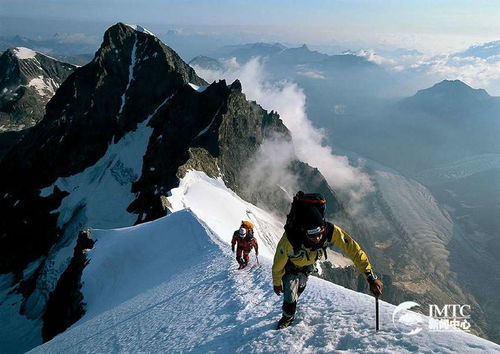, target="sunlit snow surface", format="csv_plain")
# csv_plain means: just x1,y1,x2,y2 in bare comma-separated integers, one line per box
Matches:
13,47,37,59
123,23,155,36
29,172,500,353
